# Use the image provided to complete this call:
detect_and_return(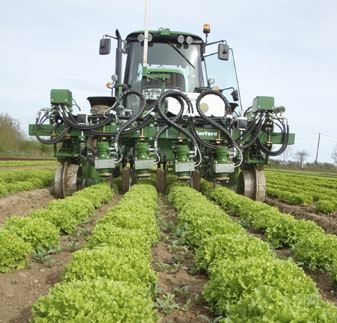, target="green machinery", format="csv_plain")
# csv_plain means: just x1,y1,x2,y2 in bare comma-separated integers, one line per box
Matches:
29,24,294,199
